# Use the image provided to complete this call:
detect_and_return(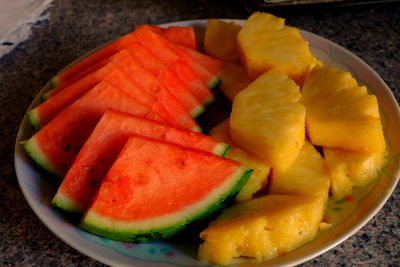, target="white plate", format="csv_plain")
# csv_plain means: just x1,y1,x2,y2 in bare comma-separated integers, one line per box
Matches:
14,19,400,266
